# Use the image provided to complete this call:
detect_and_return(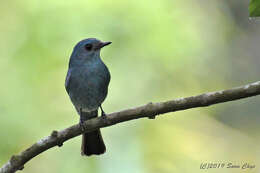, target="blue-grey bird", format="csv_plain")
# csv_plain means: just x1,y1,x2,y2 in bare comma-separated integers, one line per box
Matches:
65,38,111,156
